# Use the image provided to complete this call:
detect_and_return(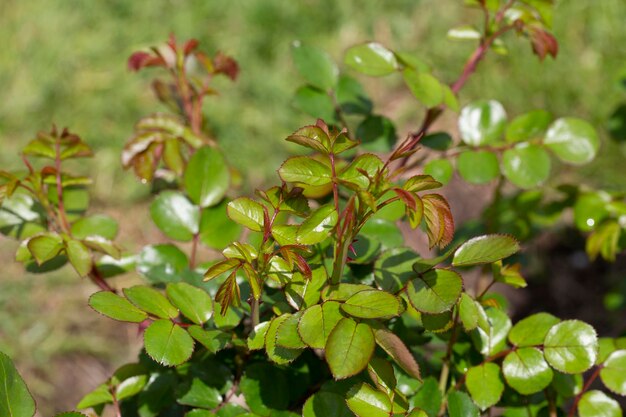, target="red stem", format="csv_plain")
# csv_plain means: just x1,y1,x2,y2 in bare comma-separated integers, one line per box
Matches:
567,366,602,417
